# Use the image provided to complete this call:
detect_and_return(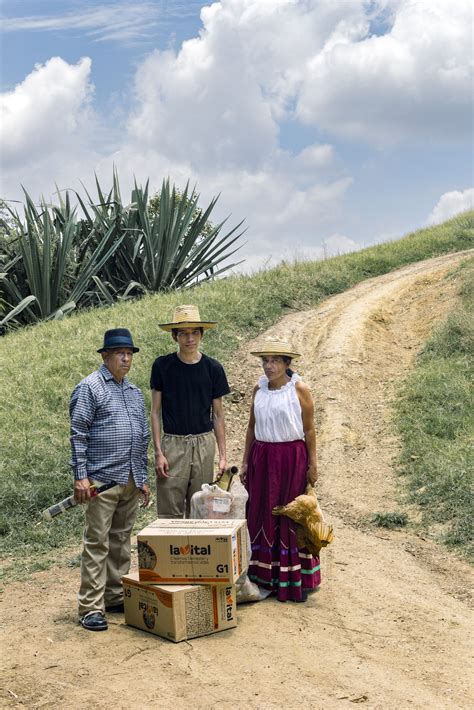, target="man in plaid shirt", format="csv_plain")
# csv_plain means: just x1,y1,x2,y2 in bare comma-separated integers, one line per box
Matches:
70,328,150,631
